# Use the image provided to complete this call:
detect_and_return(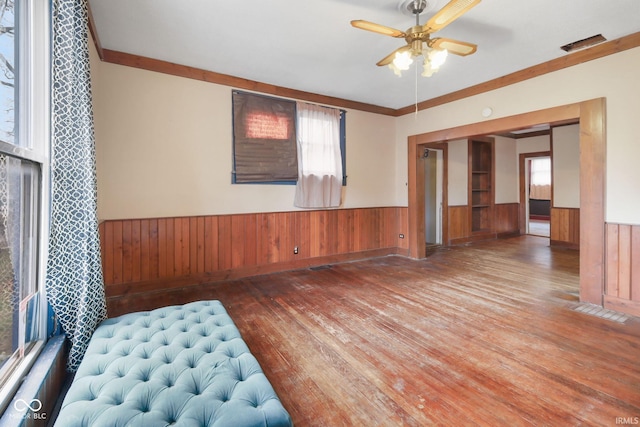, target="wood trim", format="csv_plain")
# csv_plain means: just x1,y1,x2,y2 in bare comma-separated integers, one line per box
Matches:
394,32,640,116
408,136,422,257
91,29,640,117
409,102,580,259
432,143,449,246
100,49,397,116
579,98,606,304
519,151,551,235
408,98,605,308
